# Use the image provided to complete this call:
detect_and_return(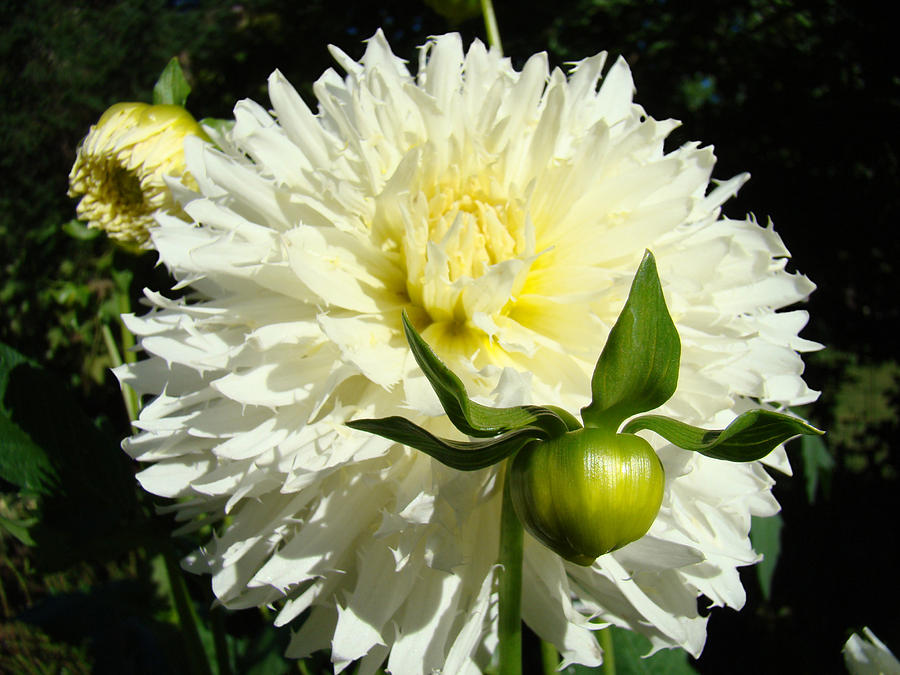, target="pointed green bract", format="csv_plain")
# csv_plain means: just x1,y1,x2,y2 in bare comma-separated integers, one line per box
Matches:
401,311,576,439
347,417,541,471
581,250,681,430
622,409,824,462
153,57,191,107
